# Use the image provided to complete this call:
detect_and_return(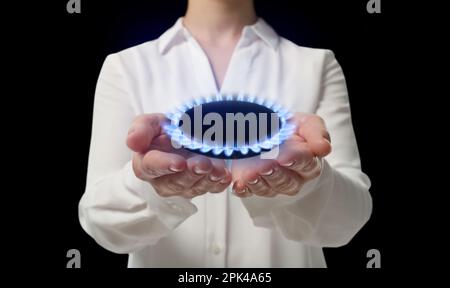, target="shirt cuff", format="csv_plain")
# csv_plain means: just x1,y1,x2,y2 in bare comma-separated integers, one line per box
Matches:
123,161,198,230
241,157,329,224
